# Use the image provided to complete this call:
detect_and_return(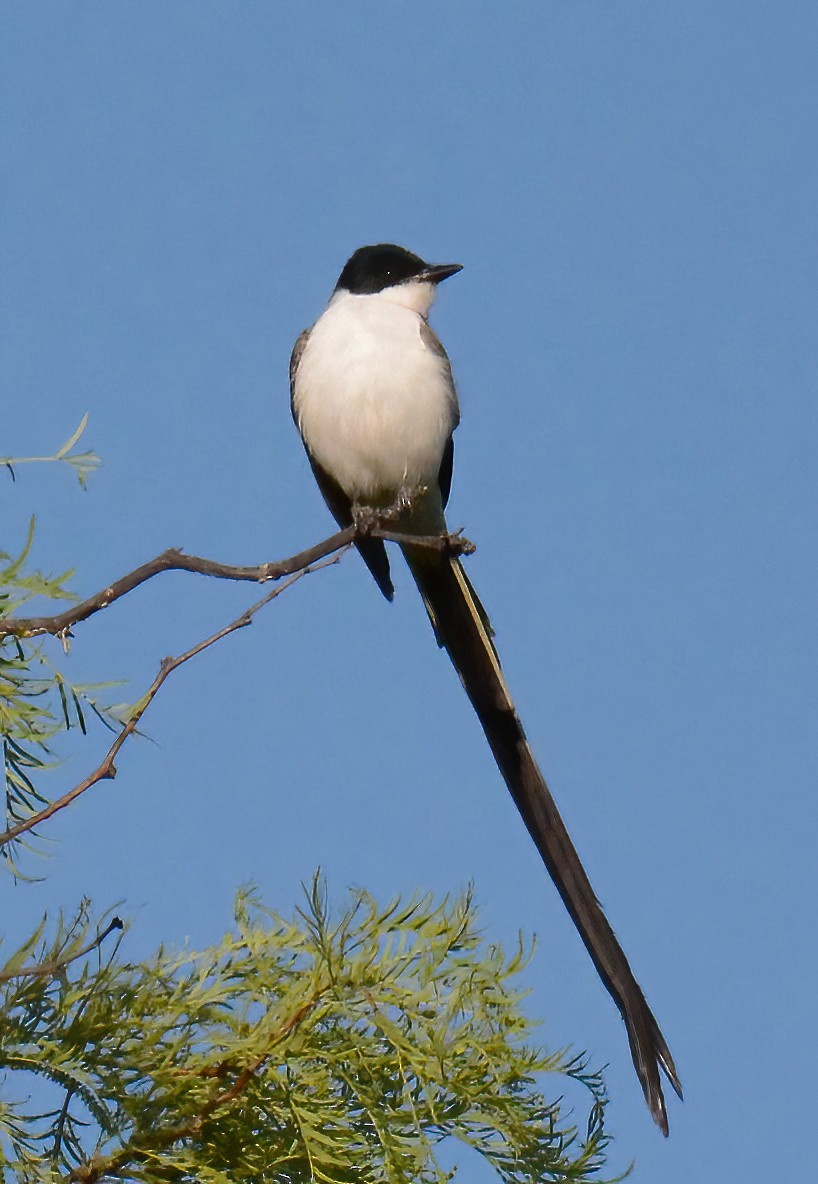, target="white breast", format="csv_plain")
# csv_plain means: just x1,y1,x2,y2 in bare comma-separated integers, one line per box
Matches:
293,289,458,506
